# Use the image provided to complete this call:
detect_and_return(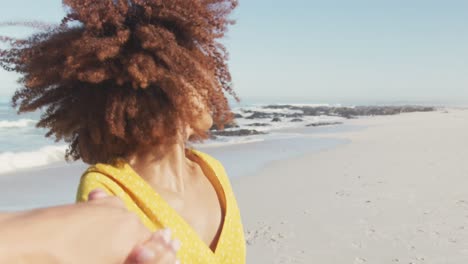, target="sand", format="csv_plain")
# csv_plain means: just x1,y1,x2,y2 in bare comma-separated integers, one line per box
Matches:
235,108,468,264
1,108,468,263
